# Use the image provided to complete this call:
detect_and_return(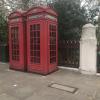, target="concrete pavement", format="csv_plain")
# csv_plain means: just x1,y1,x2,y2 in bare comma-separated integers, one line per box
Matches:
0,63,99,100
